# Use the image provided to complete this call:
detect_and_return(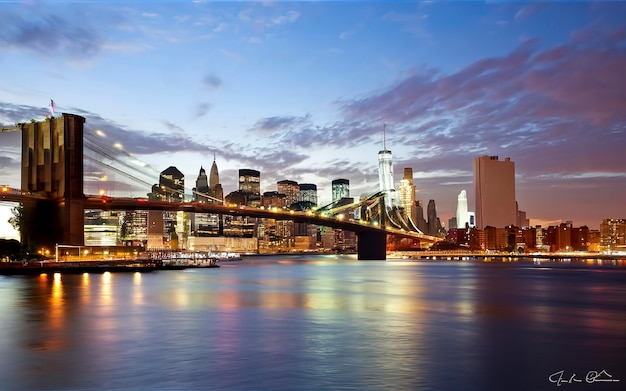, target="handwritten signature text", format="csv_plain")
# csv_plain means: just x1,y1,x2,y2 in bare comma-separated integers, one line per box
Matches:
549,370,621,387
